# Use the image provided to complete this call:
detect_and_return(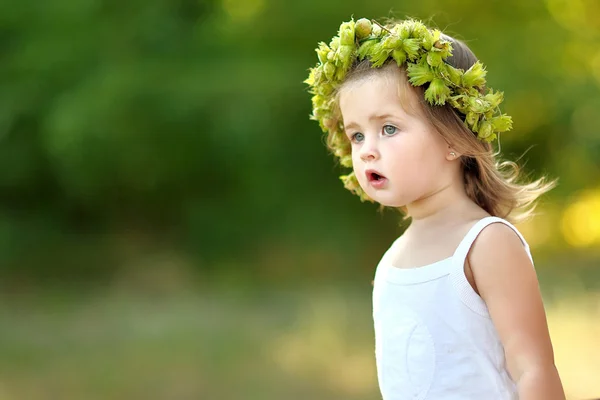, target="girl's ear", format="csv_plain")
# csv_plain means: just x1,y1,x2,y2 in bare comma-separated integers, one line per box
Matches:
446,146,460,160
